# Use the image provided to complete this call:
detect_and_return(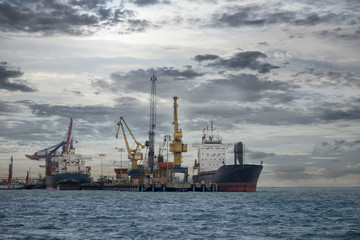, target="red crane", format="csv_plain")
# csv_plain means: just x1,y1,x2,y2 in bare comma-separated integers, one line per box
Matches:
26,119,73,160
